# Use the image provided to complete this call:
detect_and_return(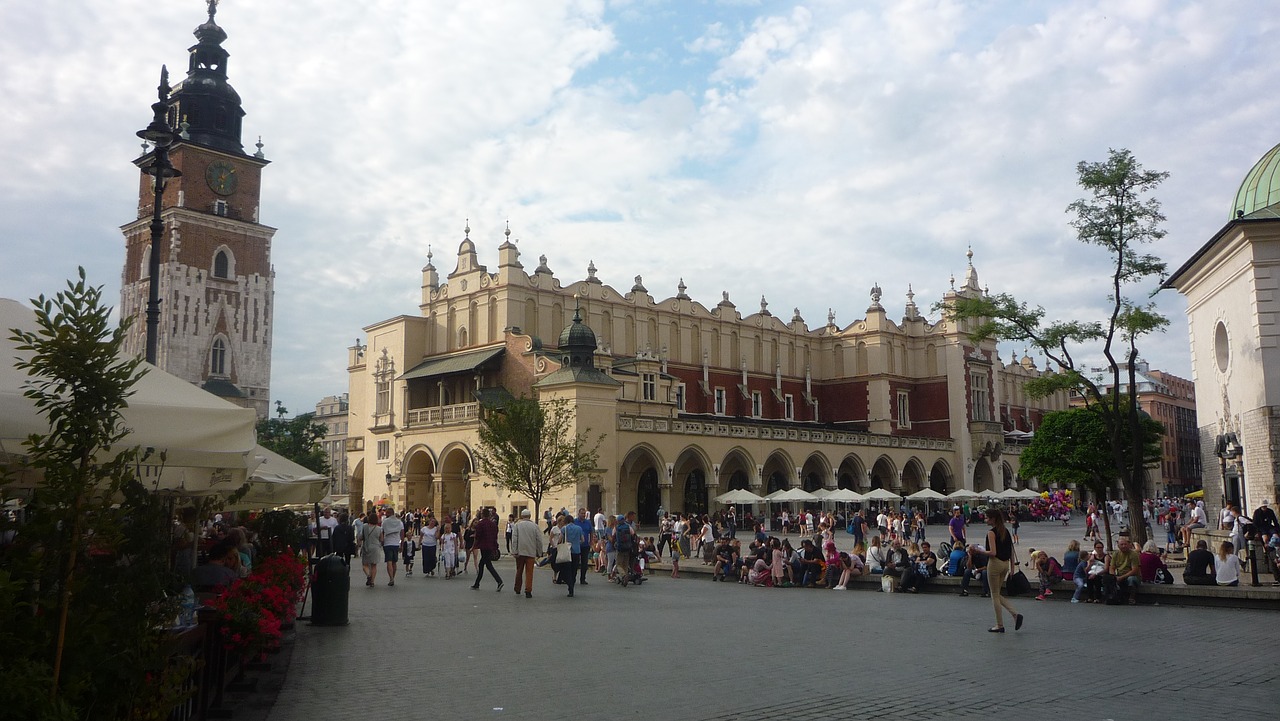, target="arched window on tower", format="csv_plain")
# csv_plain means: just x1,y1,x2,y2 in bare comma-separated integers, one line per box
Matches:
212,248,234,279
210,337,228,377
140,246,151,280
